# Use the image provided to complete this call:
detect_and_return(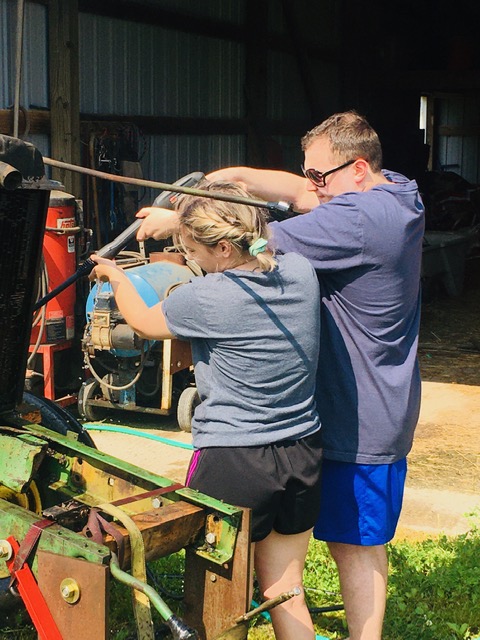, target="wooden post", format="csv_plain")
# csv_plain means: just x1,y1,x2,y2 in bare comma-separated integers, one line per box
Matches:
48,0,81,196
183,508,252,640
244,0,269,167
